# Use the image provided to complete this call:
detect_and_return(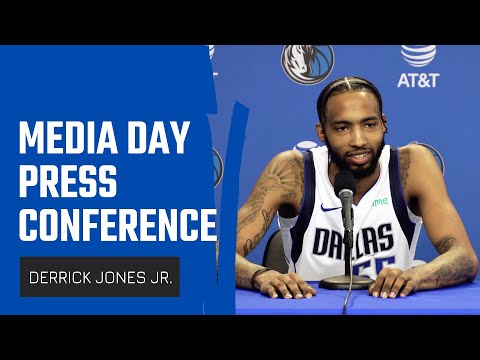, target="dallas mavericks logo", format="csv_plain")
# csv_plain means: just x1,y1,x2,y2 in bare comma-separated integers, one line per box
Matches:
281,45,334,85
213,147,224,188
401,45,436,67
